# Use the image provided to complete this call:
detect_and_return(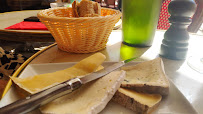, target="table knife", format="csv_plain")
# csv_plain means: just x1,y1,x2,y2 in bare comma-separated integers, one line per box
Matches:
0,57,138,114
